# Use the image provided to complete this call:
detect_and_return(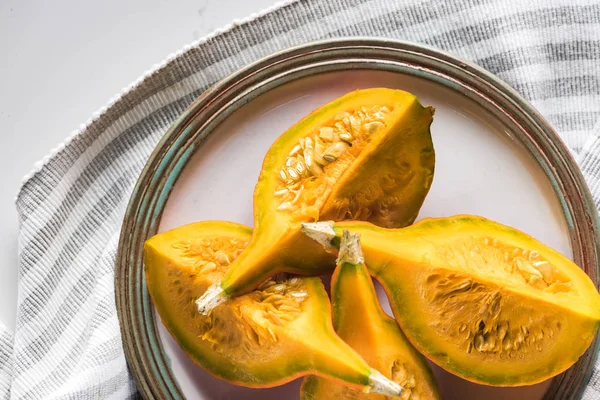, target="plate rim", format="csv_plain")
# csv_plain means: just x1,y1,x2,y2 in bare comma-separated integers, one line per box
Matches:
115,37,600,400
